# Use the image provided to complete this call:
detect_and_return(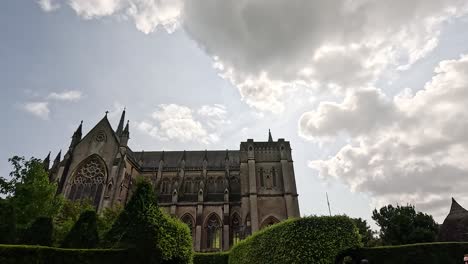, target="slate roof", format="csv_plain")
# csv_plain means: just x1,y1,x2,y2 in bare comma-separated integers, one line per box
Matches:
438,198,468,242
127,149,240,169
